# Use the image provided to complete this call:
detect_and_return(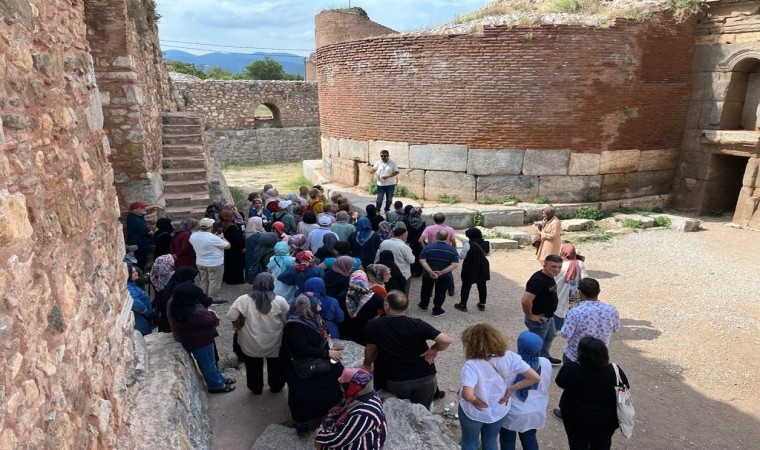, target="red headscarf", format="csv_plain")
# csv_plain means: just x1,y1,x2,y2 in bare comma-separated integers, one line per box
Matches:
294,250,316,273
560,243,584,283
